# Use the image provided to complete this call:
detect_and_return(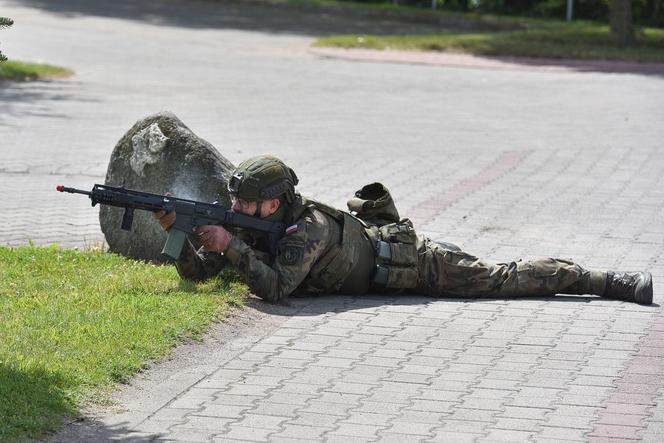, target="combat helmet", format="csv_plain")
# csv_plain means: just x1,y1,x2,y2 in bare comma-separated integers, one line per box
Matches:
228,155,299,204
